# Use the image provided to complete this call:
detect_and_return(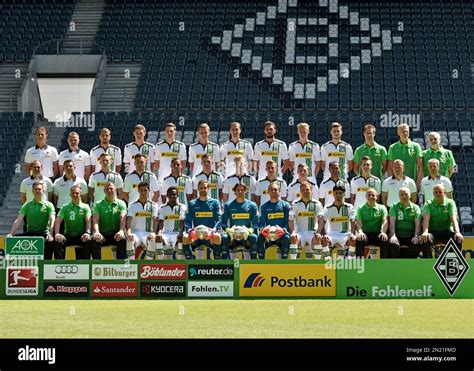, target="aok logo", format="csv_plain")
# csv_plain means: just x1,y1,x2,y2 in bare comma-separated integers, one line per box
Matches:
244,273,266,288
11,239,39,252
